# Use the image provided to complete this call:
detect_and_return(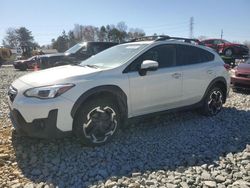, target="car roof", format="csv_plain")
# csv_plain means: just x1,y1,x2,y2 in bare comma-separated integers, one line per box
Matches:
121,41,154,45
202,38,223,41
79,41,118,45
